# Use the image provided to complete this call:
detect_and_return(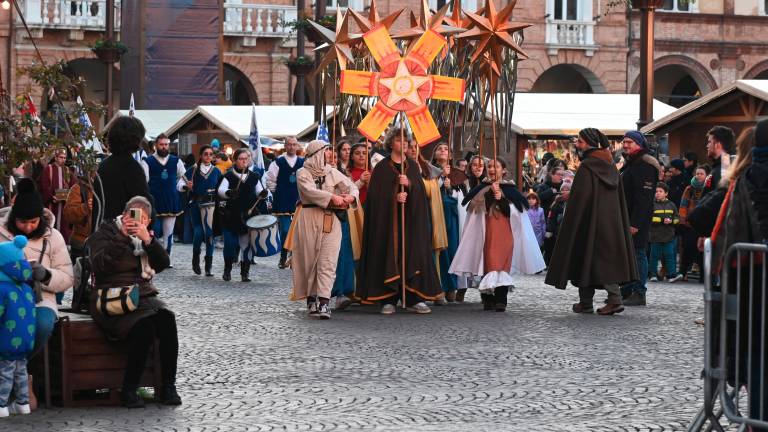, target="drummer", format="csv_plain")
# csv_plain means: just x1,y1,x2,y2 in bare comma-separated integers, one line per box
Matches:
265,136,304,269
178,145,222,277
217,148,266,282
